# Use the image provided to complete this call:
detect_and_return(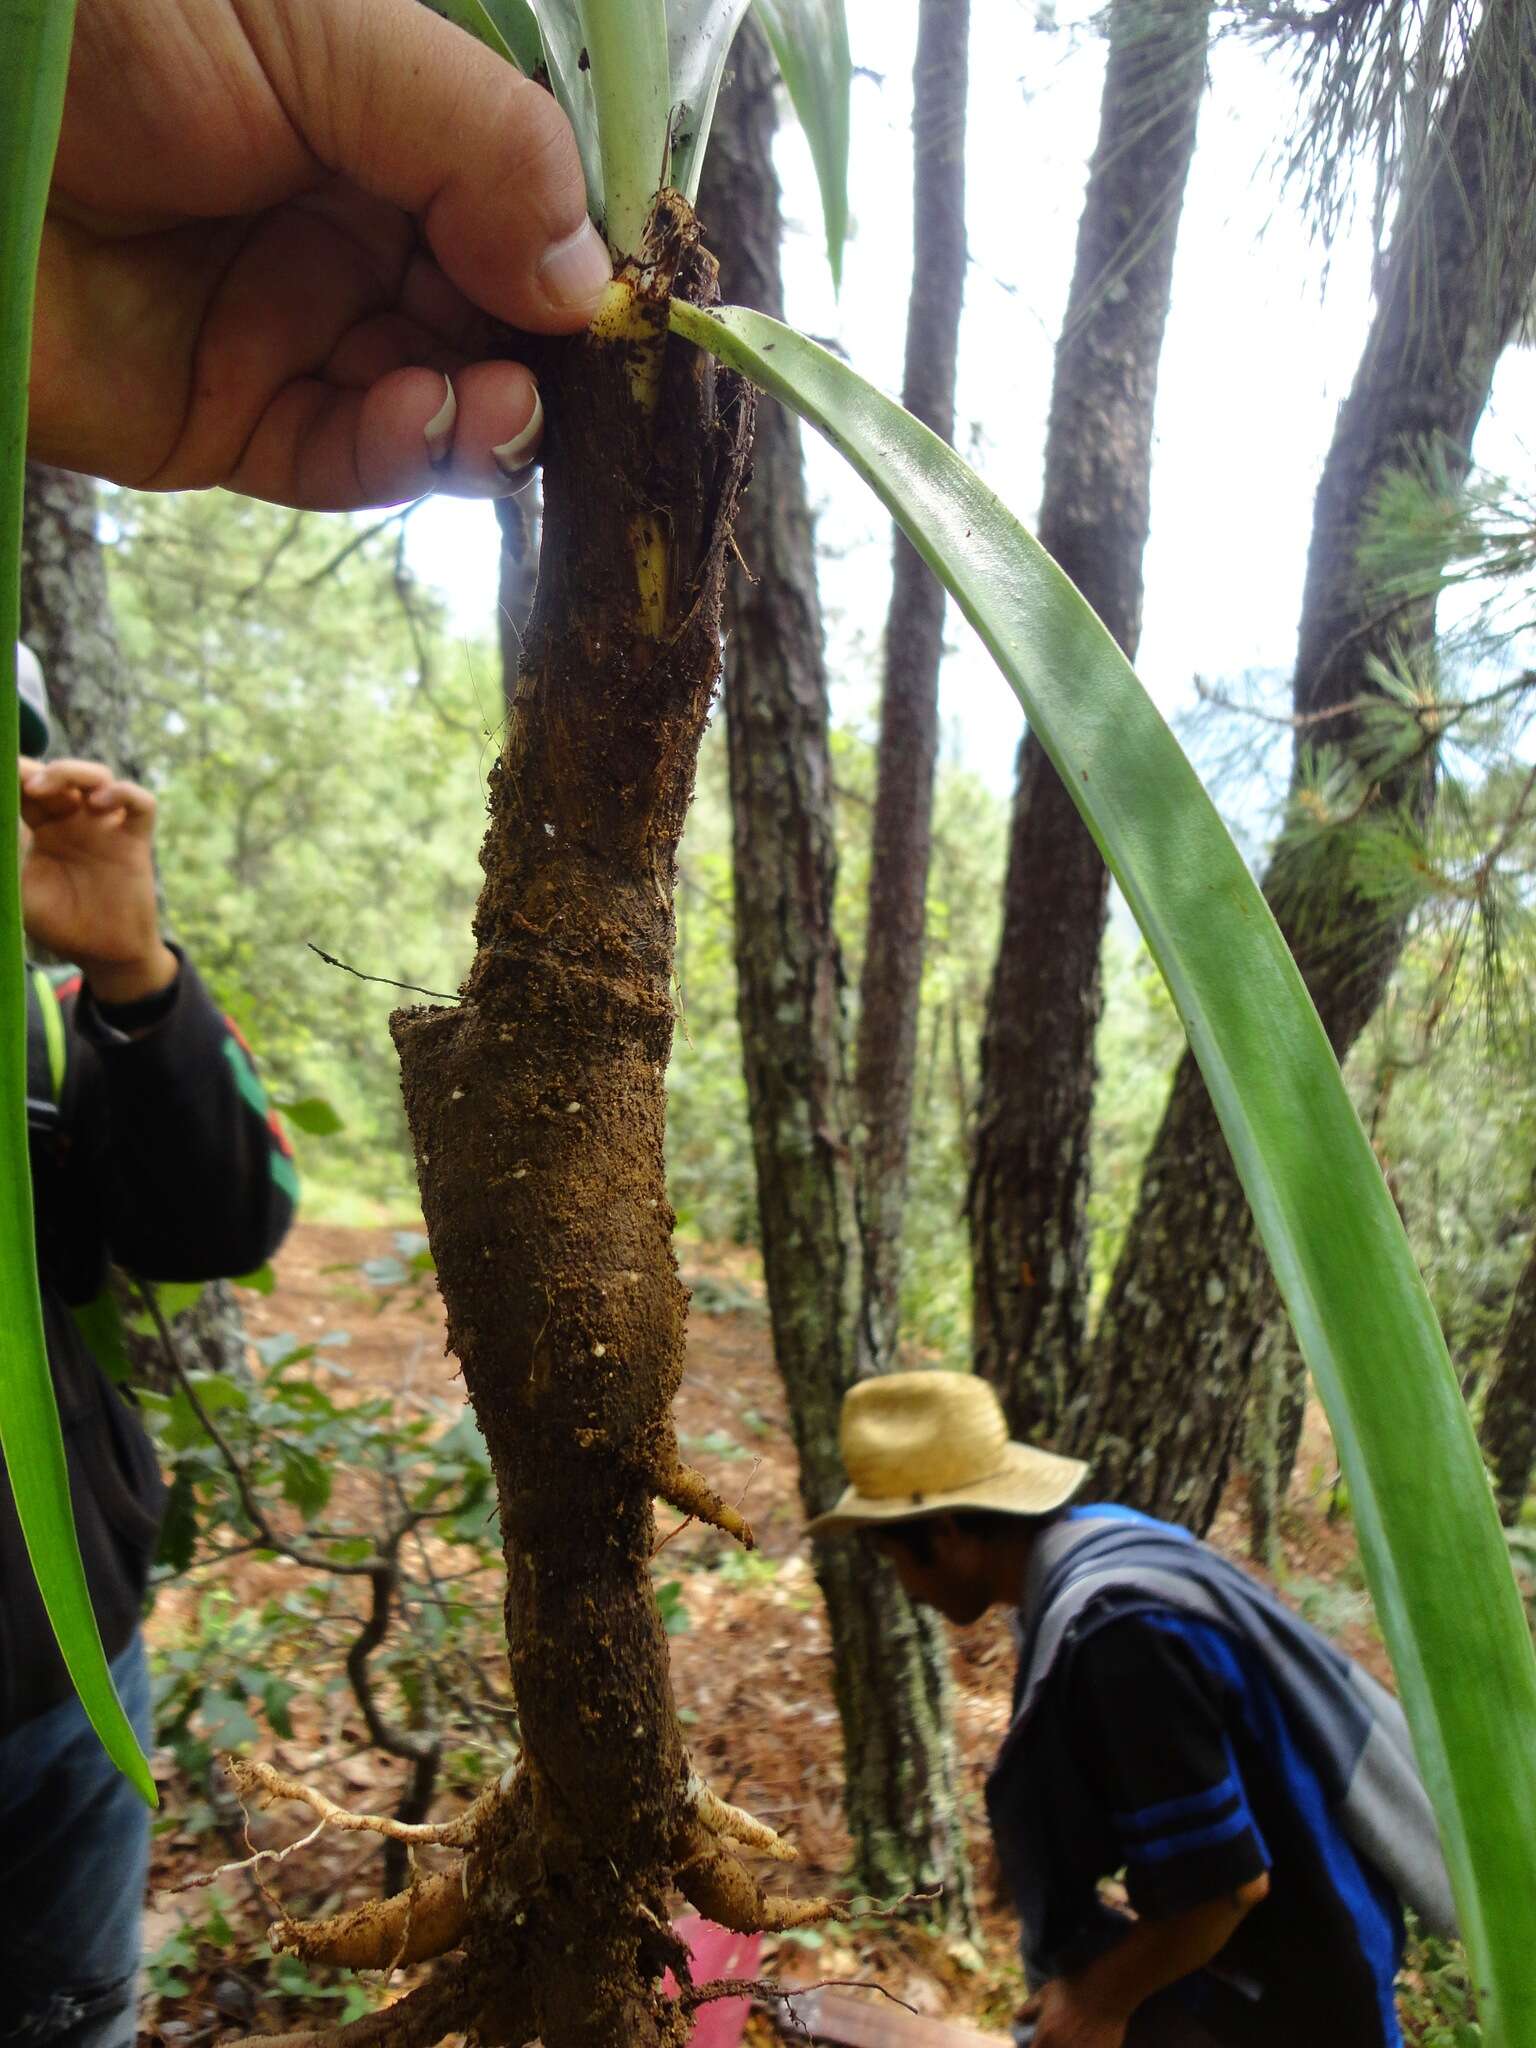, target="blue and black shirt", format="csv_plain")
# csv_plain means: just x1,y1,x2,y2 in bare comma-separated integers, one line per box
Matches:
986,1505,1456,2048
